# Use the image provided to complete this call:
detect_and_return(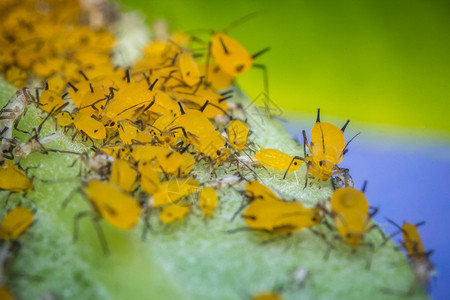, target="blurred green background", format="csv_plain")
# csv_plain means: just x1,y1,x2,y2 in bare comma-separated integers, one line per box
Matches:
118,0,450,135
